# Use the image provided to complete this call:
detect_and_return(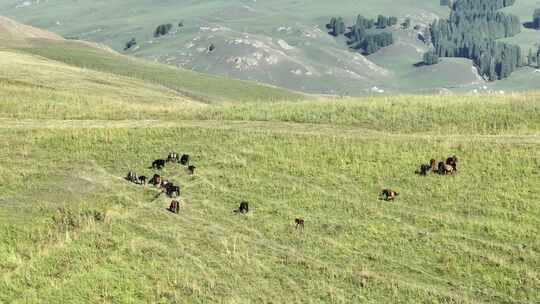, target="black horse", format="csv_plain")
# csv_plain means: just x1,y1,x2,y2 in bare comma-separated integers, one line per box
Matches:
180,154,190,165
234,201,249,214
152,159,166,169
